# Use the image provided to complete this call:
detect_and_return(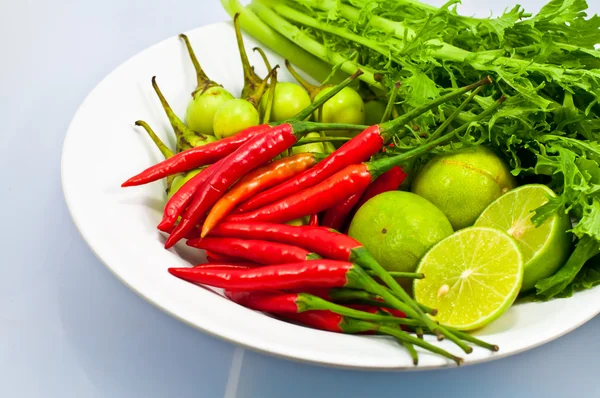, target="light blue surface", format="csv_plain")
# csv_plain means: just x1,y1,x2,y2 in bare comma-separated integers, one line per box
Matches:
2,0,600,397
